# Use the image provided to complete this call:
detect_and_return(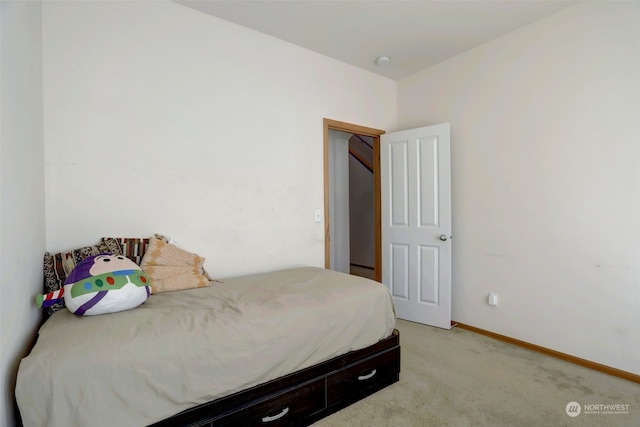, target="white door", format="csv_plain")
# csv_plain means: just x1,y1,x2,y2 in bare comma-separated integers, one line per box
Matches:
381,123,452,329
